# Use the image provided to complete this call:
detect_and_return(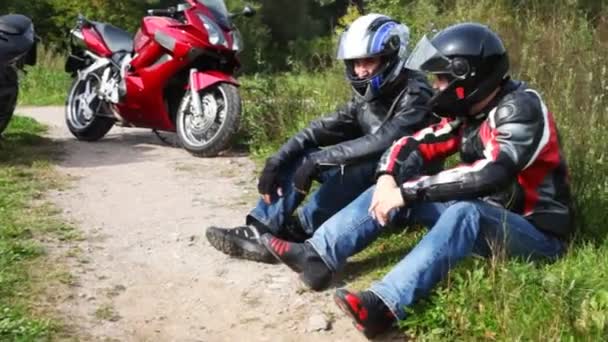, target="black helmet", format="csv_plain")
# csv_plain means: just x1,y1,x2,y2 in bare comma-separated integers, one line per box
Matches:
405,22,509,116
336,14,410,102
